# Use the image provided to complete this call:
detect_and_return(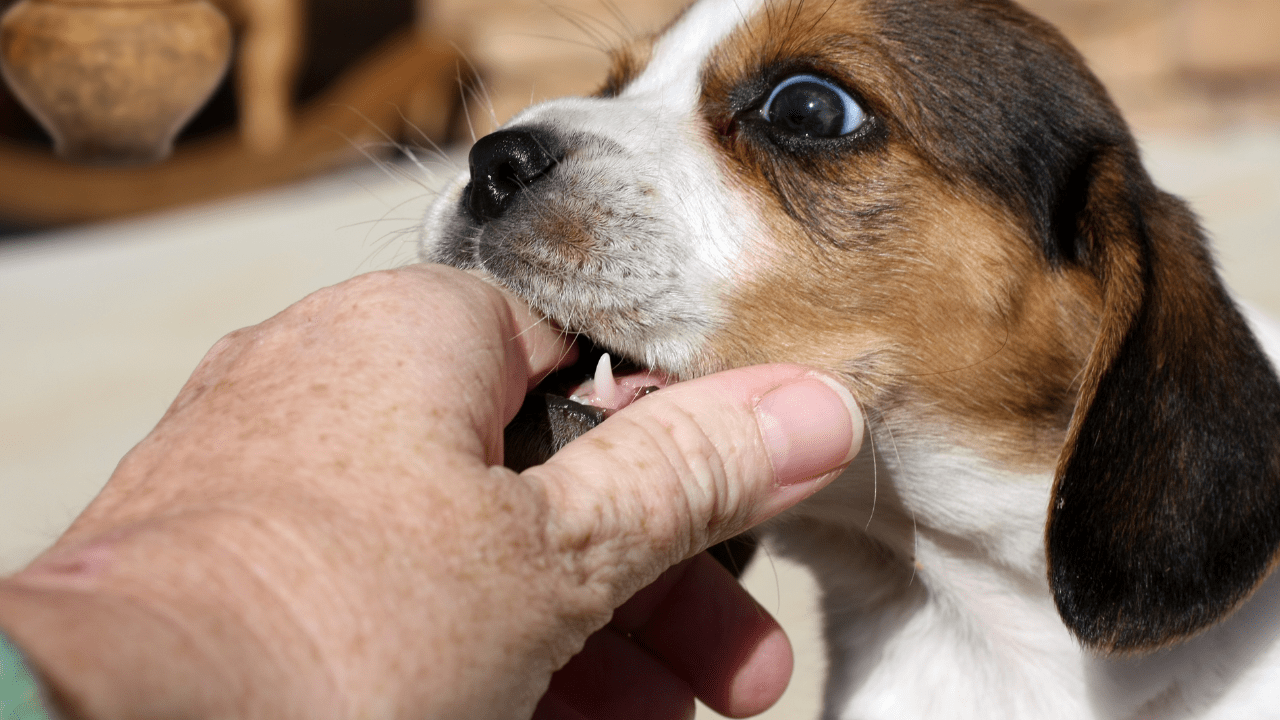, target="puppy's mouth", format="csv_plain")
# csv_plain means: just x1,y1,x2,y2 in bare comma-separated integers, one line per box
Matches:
546,336,673,415
504,335,673,472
